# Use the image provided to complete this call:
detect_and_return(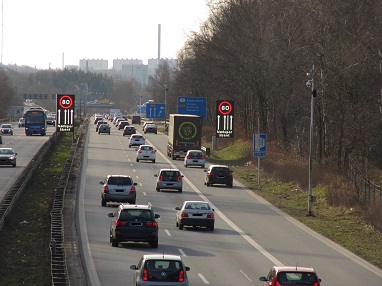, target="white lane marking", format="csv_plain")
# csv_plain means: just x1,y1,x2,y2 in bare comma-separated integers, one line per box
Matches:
198,273,210,284
133,169,136,172
139,183,142,187
178,248,187,257
165,229,171,236
240,270,252,282
143,191,146,196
